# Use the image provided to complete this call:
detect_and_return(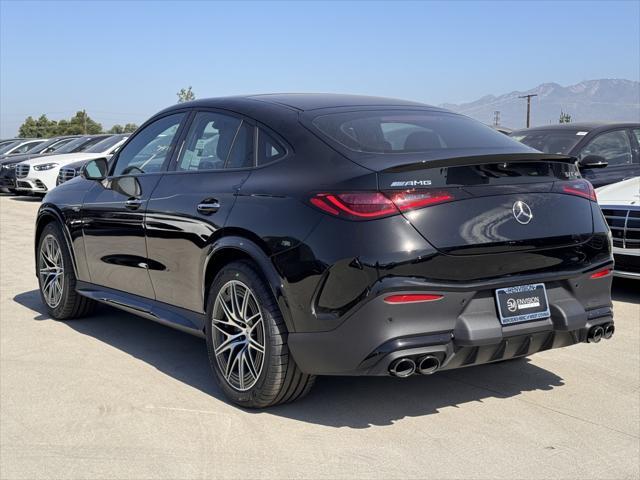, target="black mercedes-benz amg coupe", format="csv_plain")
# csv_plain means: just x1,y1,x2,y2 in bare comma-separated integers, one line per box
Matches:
35,94,615,407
